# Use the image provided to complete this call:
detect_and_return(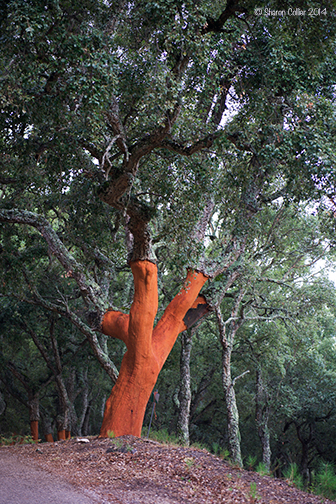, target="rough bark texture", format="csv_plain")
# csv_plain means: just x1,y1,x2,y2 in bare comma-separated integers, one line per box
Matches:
177,330,193,445
256,369,271,472
99,261,208,437
216,303,244,468
222,348,243,467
